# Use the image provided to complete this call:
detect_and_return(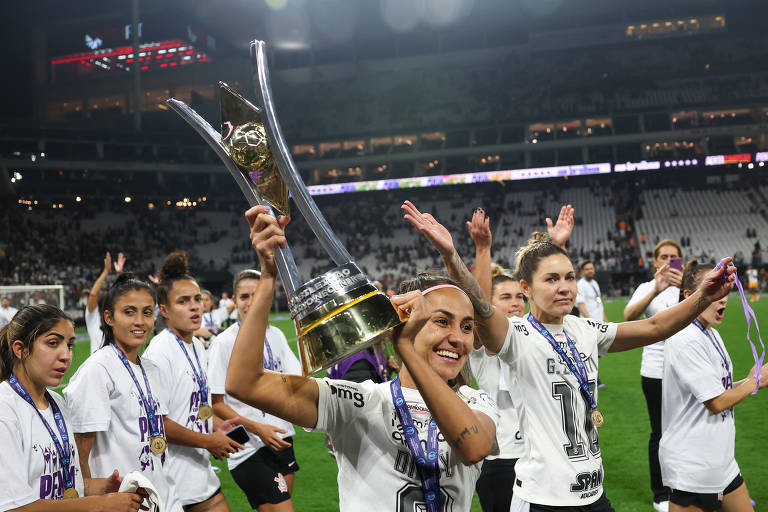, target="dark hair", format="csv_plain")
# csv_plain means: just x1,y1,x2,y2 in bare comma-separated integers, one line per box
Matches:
101,273,155,348
233,269,261,297
679,259,709,302
156,251,198,306
0,305,72,381
397,271,471,390
580,260,594,271
514,232,569,283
